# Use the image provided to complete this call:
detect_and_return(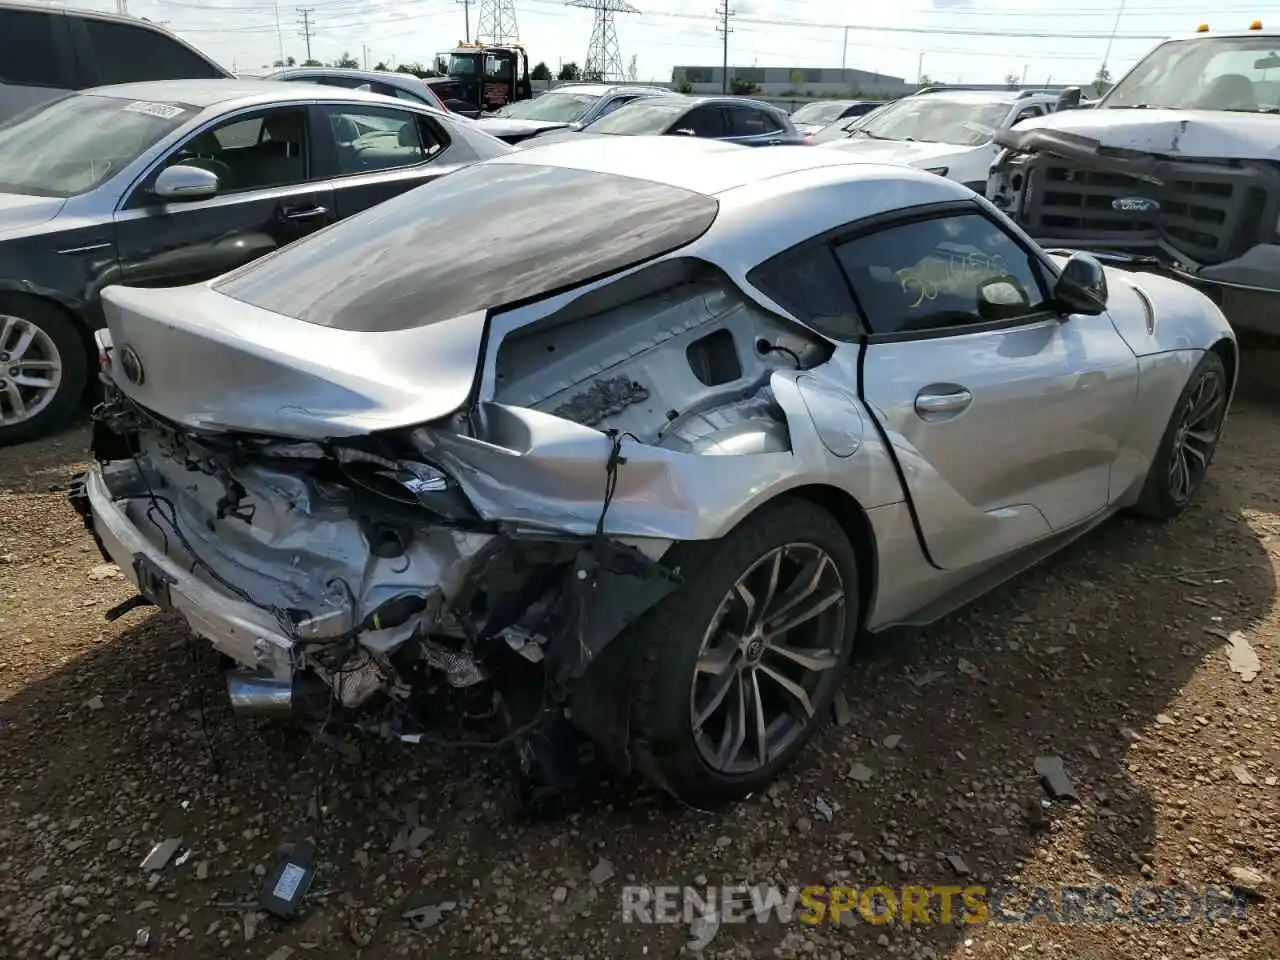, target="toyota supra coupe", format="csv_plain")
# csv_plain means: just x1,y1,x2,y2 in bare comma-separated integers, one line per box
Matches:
70,136,1235,809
